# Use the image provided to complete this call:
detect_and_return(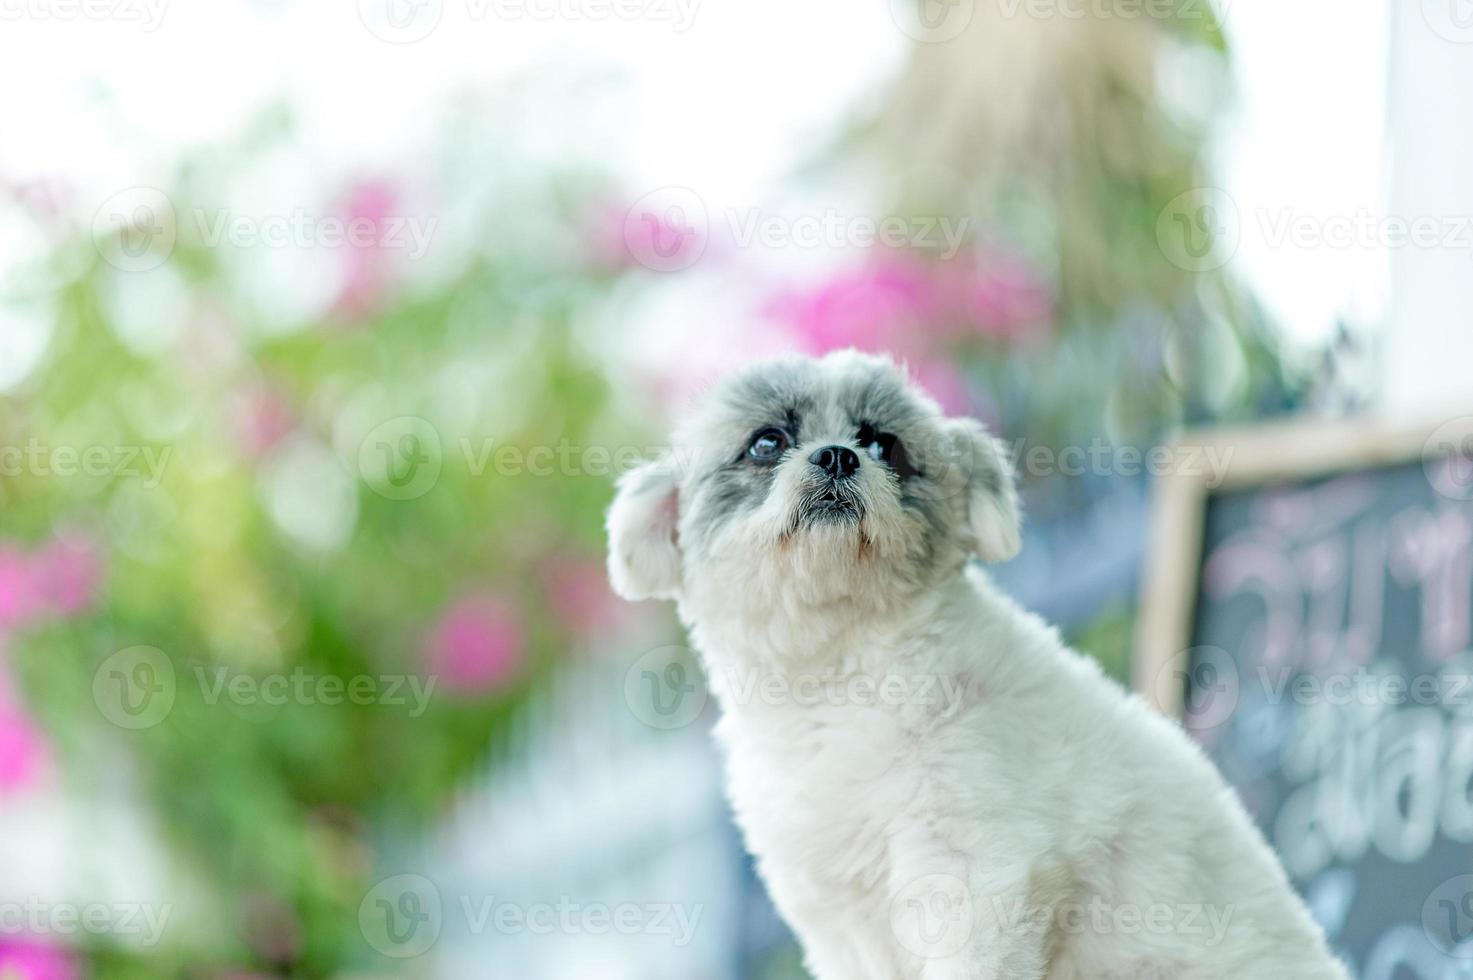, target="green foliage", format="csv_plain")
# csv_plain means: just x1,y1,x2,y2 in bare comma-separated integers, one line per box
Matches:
3,123,629,976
